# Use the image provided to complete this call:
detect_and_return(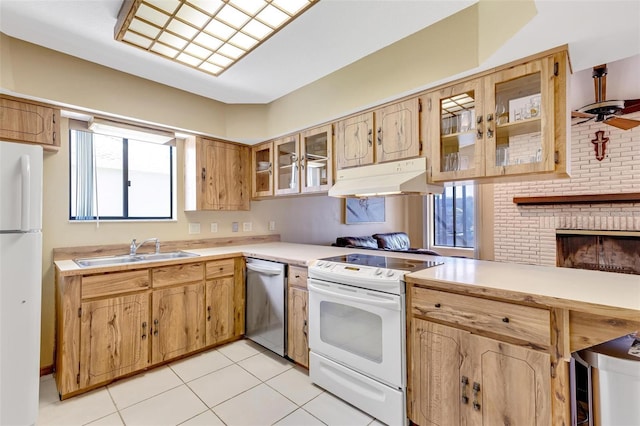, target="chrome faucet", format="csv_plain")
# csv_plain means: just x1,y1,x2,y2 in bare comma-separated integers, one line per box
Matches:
130,238,160,255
